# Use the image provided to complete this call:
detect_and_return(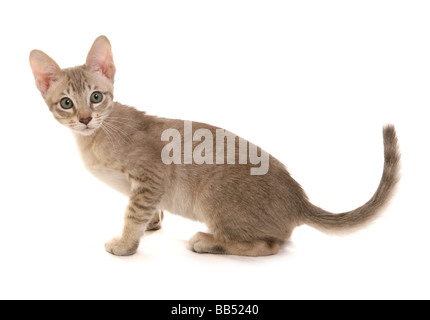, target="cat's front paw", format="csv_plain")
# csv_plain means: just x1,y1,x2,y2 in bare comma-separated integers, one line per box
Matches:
105,237,139,256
